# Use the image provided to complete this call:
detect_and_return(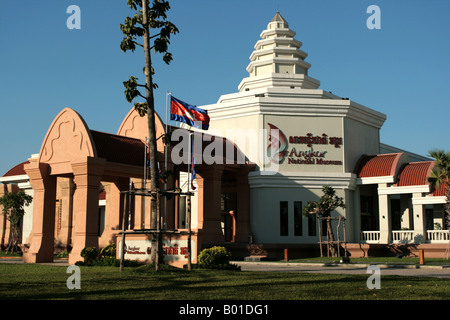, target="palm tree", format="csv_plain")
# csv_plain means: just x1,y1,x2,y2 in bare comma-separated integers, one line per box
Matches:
427,149,450,229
